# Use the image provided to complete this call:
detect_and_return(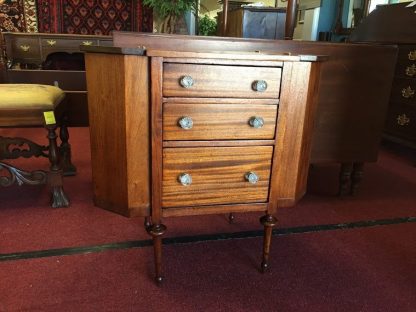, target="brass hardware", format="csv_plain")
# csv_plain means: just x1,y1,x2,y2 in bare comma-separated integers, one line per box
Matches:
249,116,264,128
178,173,192,186
408,50,416,61
401,86,415,98
397,114,410,126
46,40,57,46
179,75,194,88
252,80,268,92
405,64,416,77
245,172,259,184
82,41,93,46
20,45,30,52
178,116,193,129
